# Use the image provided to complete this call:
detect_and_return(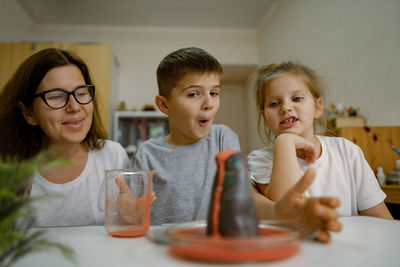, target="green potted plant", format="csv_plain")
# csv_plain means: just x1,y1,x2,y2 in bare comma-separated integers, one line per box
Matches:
0,154,75,267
